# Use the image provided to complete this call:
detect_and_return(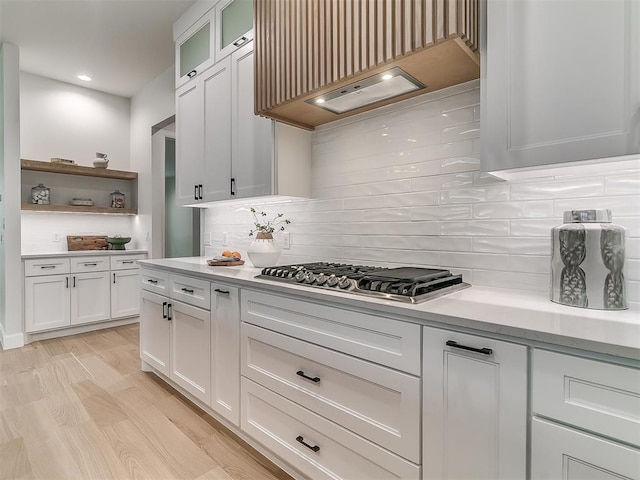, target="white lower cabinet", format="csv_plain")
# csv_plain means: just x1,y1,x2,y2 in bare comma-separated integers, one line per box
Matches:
241,378,420,480
140,289,171,376
422,327,528,480
532,417,640,480
110,255,144,319
210,283,240,426
70,271,111,326
25,273,71,332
